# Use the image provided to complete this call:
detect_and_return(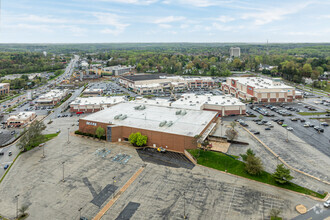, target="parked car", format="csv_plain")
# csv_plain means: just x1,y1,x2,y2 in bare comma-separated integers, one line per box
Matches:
324,200,330,208
4,164,9,170
253,131,260,135
8,151,12,156
282,124,288,127
321,122,329,126
287,127,293,131
10,131,15,135
265,127,271,130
